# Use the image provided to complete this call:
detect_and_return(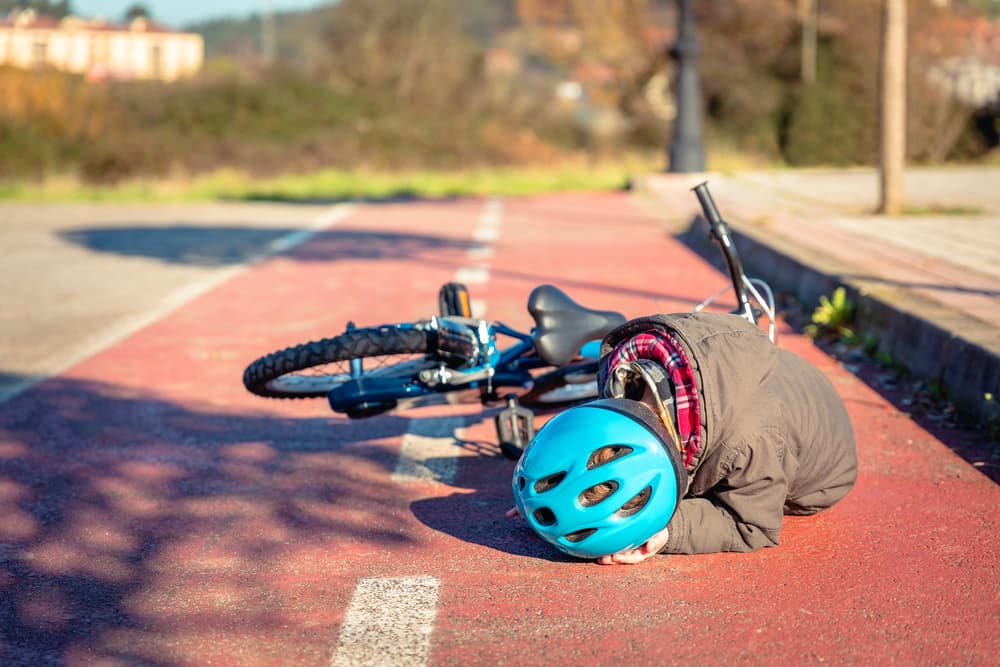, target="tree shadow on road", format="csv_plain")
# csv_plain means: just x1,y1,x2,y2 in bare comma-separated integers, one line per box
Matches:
0,374,434,663
59,226,478,267
57,223,707,309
